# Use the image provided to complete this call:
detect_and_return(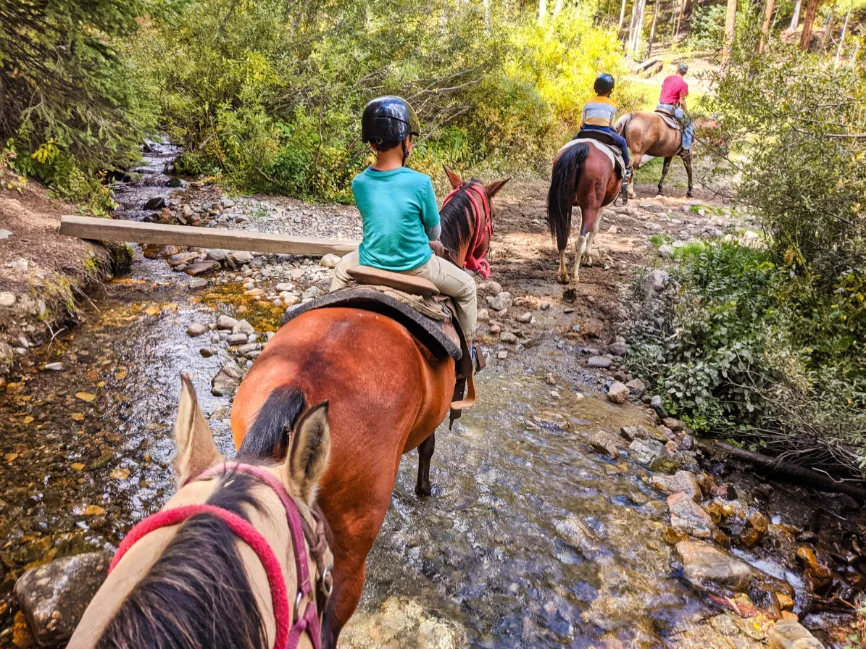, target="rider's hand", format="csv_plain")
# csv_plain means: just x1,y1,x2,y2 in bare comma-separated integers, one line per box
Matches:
430,240,446,258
